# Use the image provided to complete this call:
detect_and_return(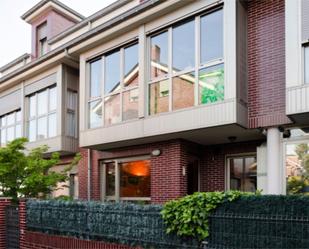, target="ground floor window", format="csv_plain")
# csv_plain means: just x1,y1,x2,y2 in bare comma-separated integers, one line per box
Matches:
227,155,257,192
101,157,151,201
